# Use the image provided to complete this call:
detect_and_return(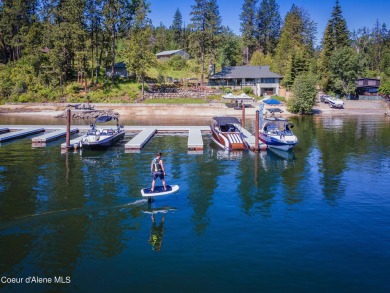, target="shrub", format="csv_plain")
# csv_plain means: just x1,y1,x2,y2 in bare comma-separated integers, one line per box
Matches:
223,87,232,94
288,73,317,114
167,55,187,71
243,87,254,95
